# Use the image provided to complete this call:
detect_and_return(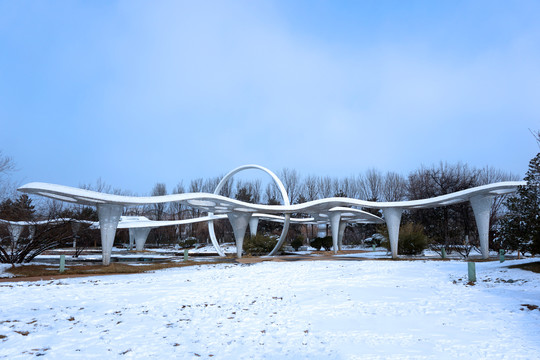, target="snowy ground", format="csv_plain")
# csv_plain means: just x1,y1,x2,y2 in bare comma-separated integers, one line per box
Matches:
1,259,539,359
